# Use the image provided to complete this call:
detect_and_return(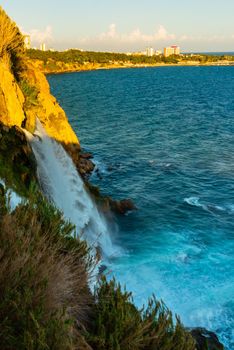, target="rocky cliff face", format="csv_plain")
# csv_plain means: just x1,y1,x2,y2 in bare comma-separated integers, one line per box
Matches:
22,60,80,146
0,58,95,176
0,61,25,126
0,59,79,147
0,58,133,213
